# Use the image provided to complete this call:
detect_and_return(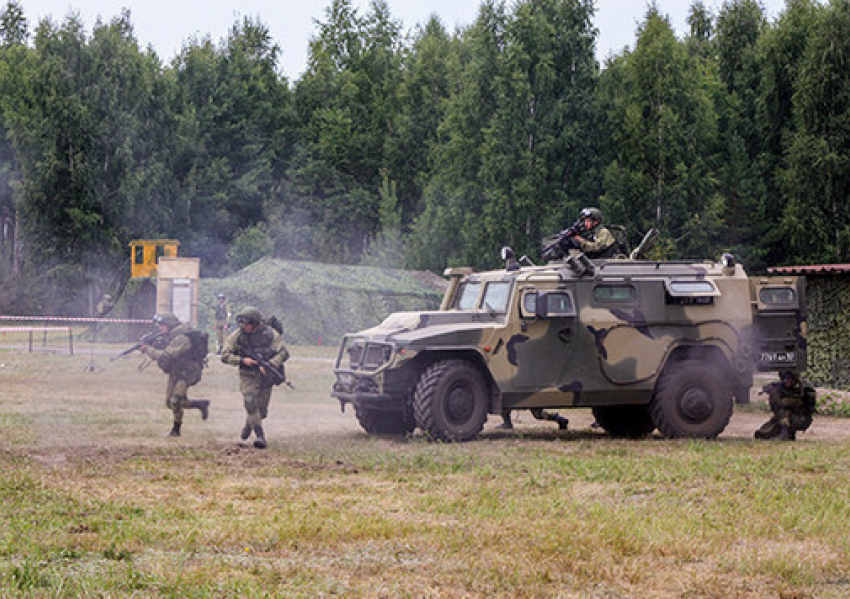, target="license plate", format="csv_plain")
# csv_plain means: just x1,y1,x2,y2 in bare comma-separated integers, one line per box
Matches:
759,351,796,363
